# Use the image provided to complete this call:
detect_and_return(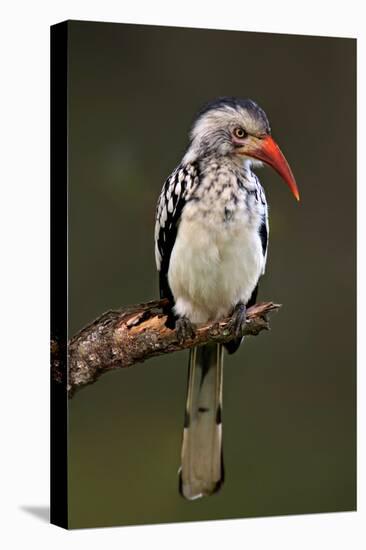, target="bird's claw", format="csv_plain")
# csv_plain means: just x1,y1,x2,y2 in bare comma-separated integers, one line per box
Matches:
175,316,196,344
228,303,247,338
